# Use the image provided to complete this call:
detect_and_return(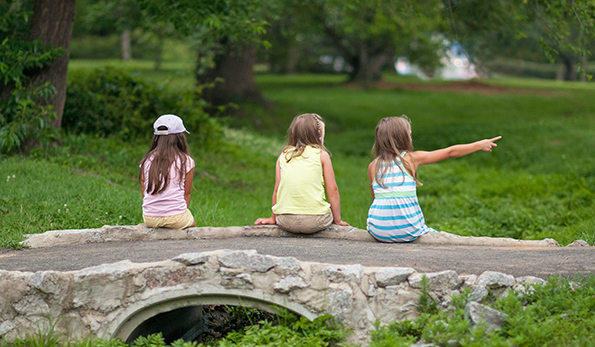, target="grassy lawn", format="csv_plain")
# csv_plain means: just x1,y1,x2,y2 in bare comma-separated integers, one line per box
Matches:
1,60,594,248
